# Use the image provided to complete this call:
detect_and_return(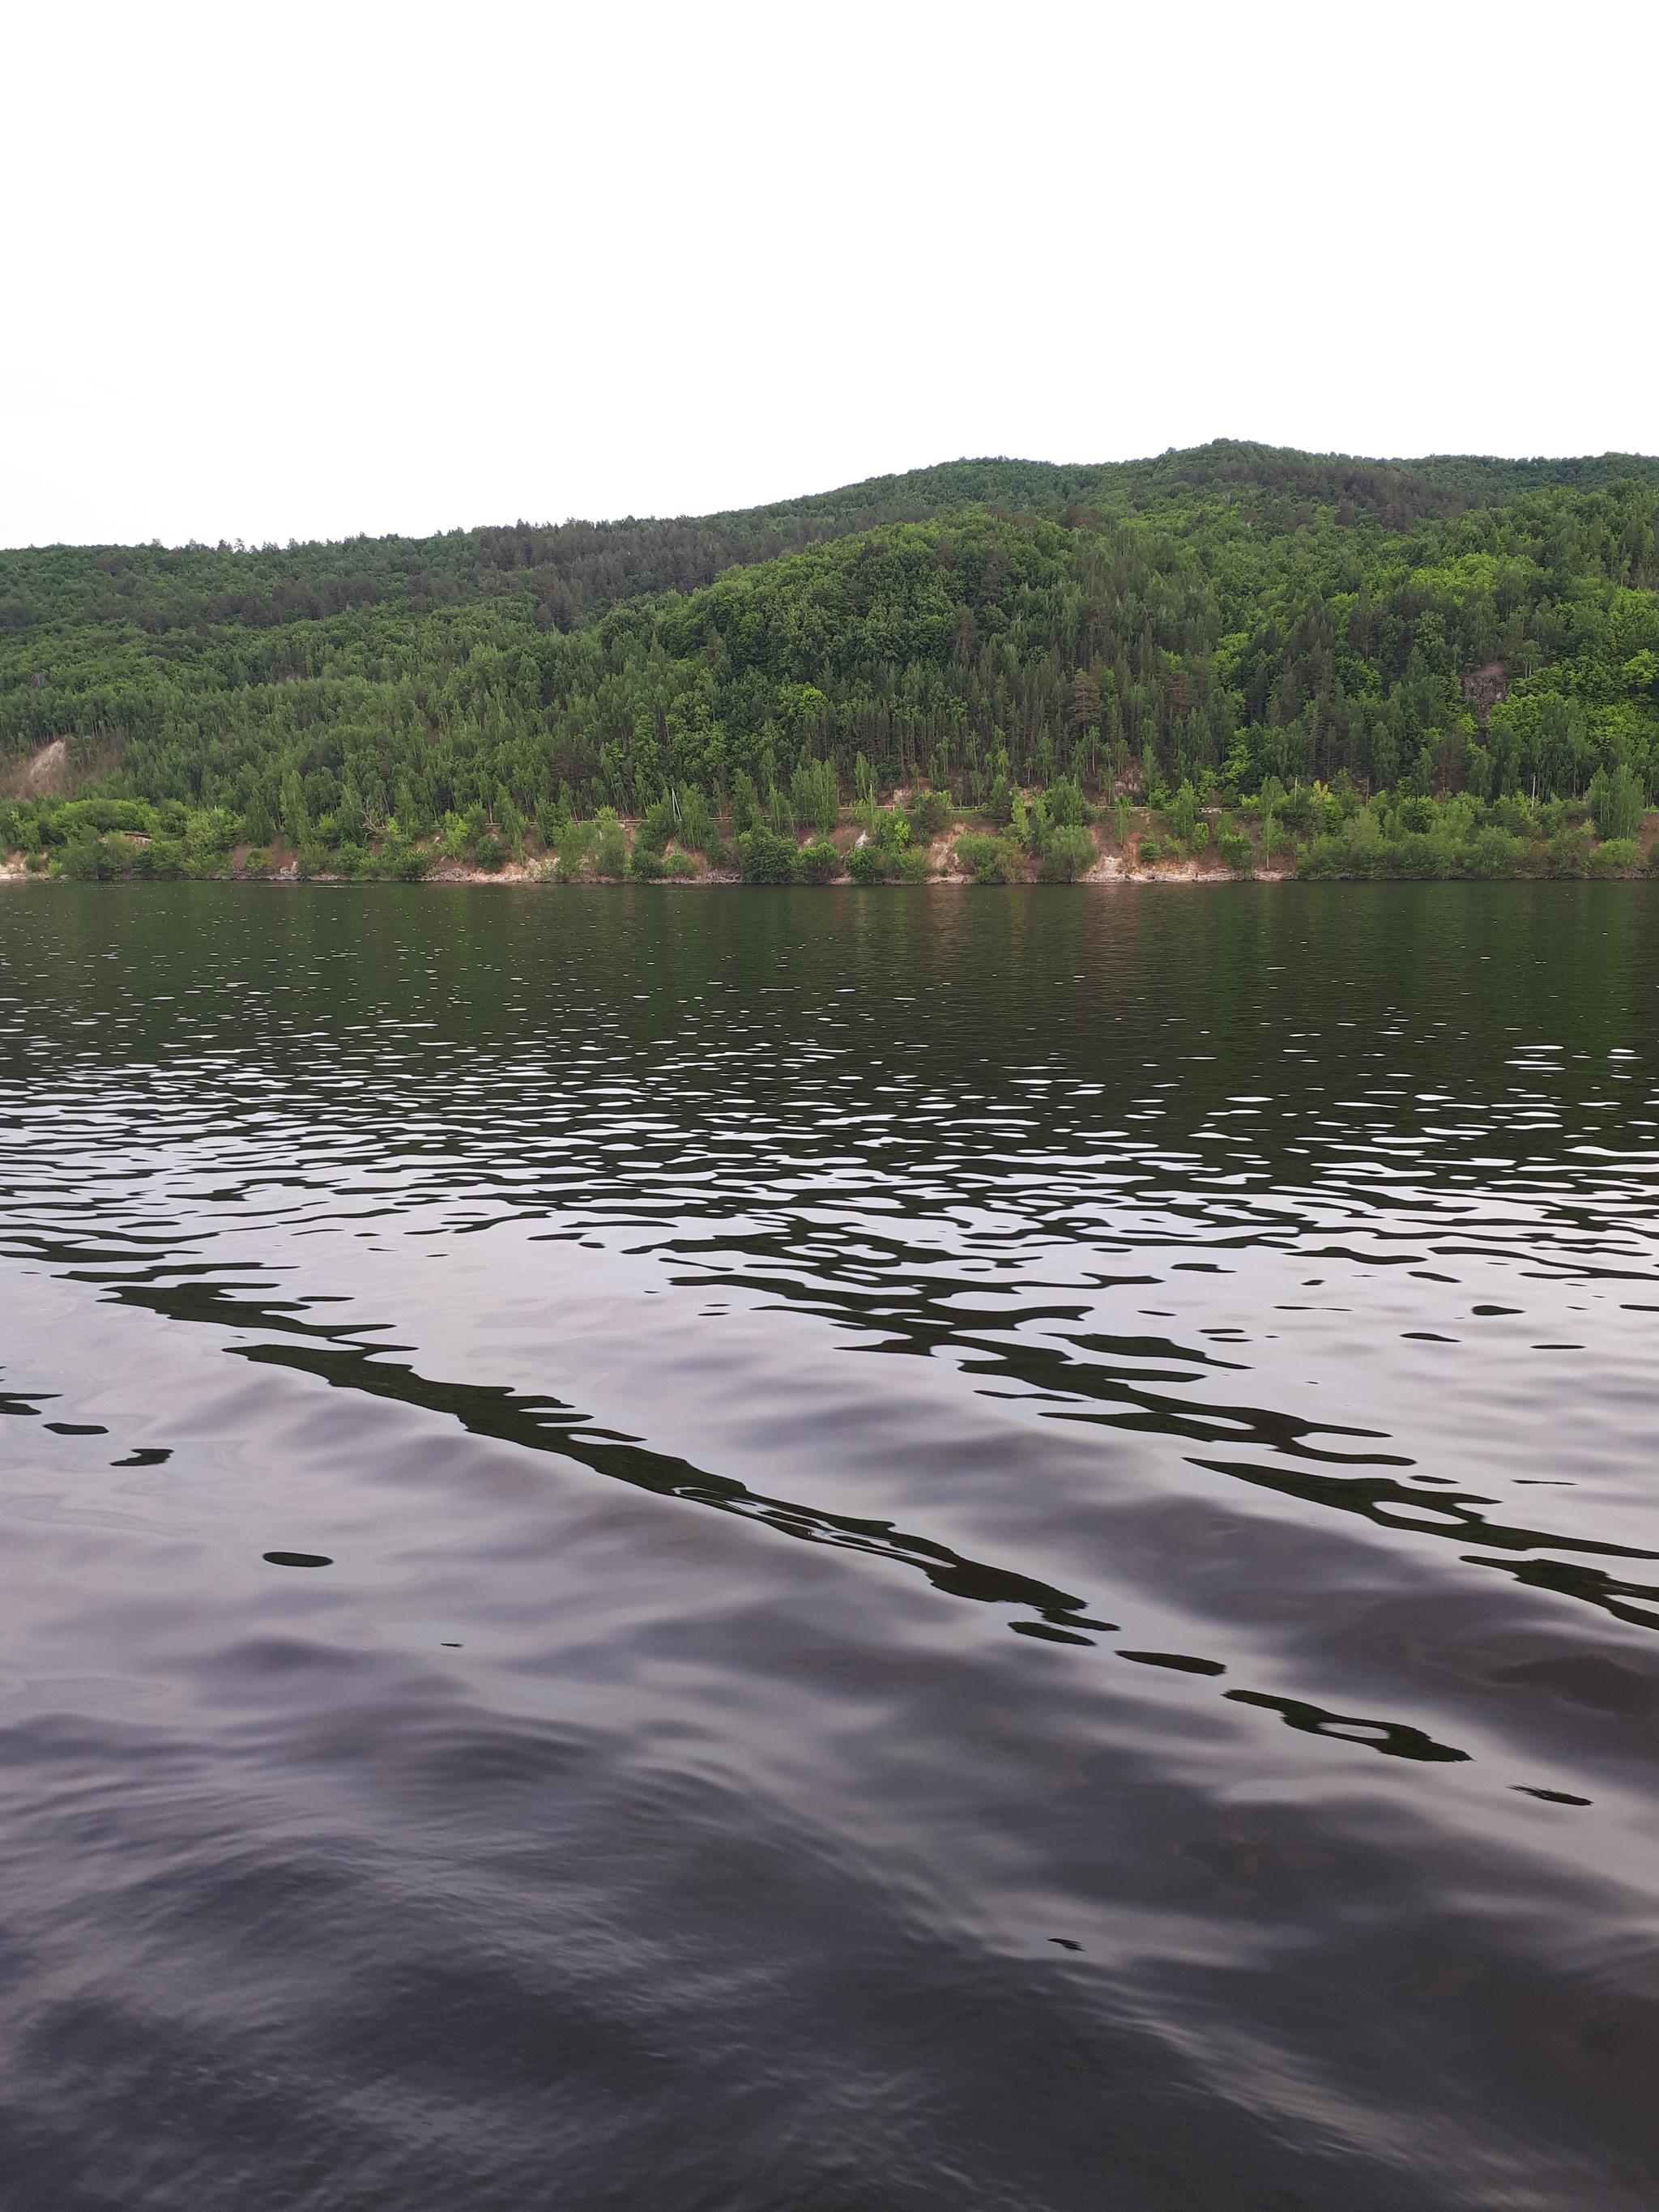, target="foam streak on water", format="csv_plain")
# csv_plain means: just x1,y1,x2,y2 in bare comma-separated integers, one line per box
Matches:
2,881,1657,2210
